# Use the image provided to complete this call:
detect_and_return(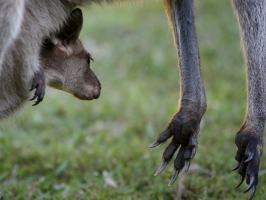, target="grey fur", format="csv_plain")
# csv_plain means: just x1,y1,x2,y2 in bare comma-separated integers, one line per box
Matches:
0,0,107,118
0,0,25,73
161,1,265,198
0,0,264,199
164,0,206,114
0,0,71,118
231,1,266,199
